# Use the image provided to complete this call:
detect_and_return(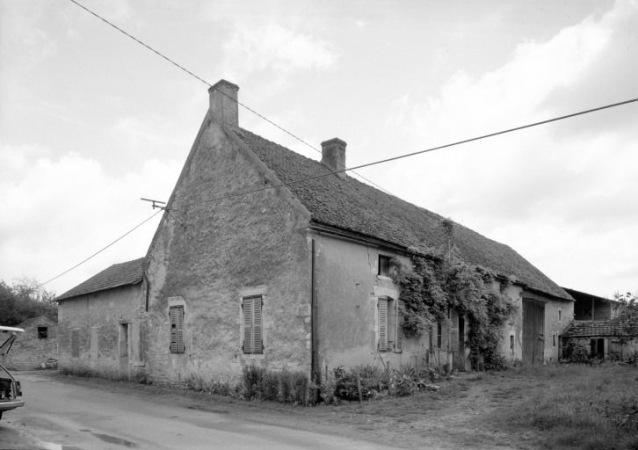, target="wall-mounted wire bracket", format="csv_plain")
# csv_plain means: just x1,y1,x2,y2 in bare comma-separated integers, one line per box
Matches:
141,198,186,229
141,198,167,210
